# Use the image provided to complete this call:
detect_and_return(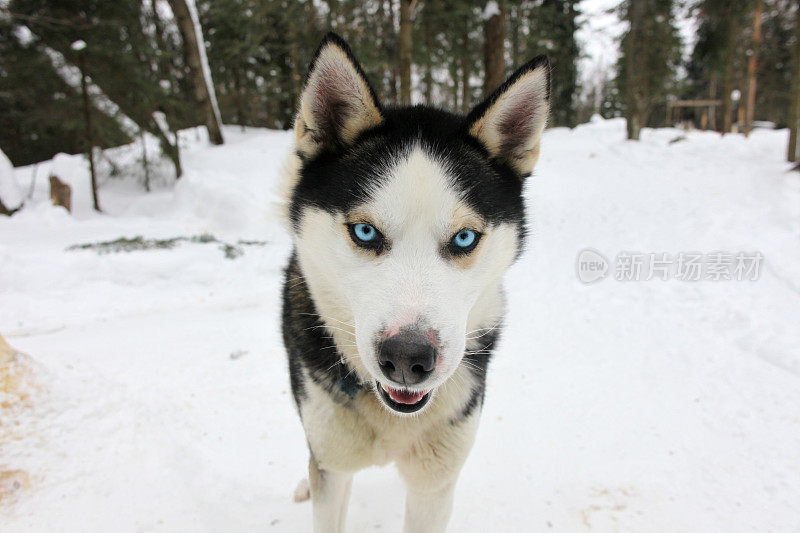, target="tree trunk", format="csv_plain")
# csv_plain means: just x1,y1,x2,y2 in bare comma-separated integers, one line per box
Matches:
744,0,763,136
709,71,718,131
398,0,414,105
151,0,174,95
151,113,182,179
721,14,740,135
788,0,800,161
627,110,641,141
509,4,520,68
449,61,459,111
78,54,101,212
233,68,247,130
141,131,150,193
460,15,471,114
625,0,646,140
167,0,224,145
423,6,434,104
289,10,303,110
483,1,505,98
385,0,399,103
